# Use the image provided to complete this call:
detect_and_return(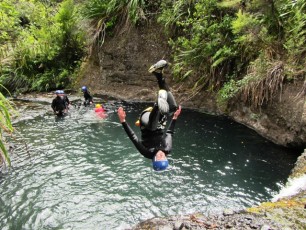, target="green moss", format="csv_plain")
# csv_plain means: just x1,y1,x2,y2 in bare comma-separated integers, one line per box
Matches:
247,199,304,214
247,192,306,229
